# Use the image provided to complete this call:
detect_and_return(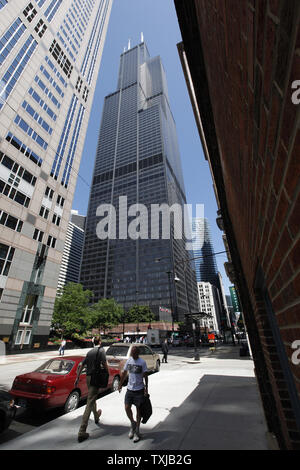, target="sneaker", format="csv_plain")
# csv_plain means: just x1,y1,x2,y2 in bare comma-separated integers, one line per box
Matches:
133,431,141,443
95,409,102,424
128,421,137,439
78,432,89,443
